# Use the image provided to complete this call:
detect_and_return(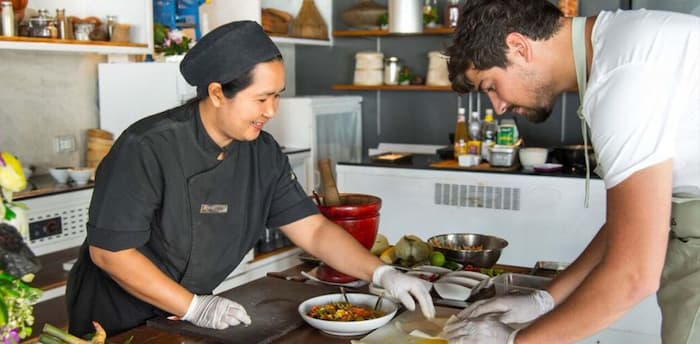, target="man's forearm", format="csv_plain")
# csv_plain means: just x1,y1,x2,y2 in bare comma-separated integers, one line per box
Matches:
90,246,193,317
546,224,608,304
